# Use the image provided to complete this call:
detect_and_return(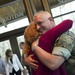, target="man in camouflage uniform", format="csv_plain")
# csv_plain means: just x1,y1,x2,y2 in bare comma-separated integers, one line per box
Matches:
52,31,75,75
